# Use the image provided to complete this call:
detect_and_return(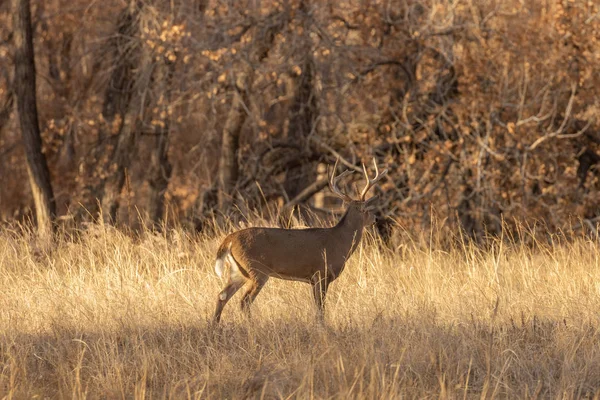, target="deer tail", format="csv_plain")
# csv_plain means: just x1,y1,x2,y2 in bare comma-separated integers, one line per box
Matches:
214,241,232,278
